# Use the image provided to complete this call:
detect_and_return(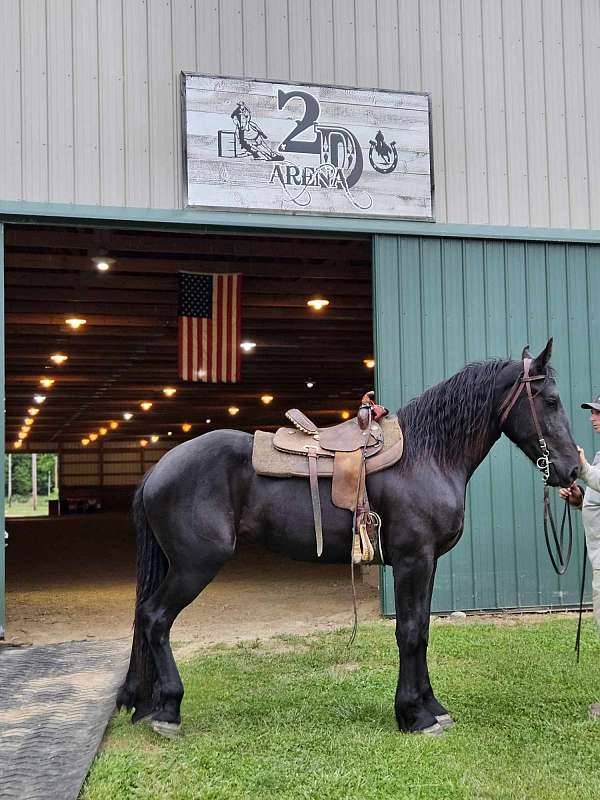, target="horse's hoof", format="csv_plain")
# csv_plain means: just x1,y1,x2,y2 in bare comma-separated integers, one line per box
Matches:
436,713,455,729
418,722,444,736
588,703,600,720
151,720,182,738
